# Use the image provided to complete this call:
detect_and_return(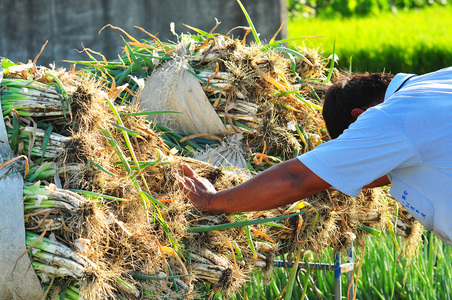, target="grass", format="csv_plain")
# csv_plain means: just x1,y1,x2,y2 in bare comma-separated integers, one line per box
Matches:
203,231,452,300
354,232,452,300
287,5,452,74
